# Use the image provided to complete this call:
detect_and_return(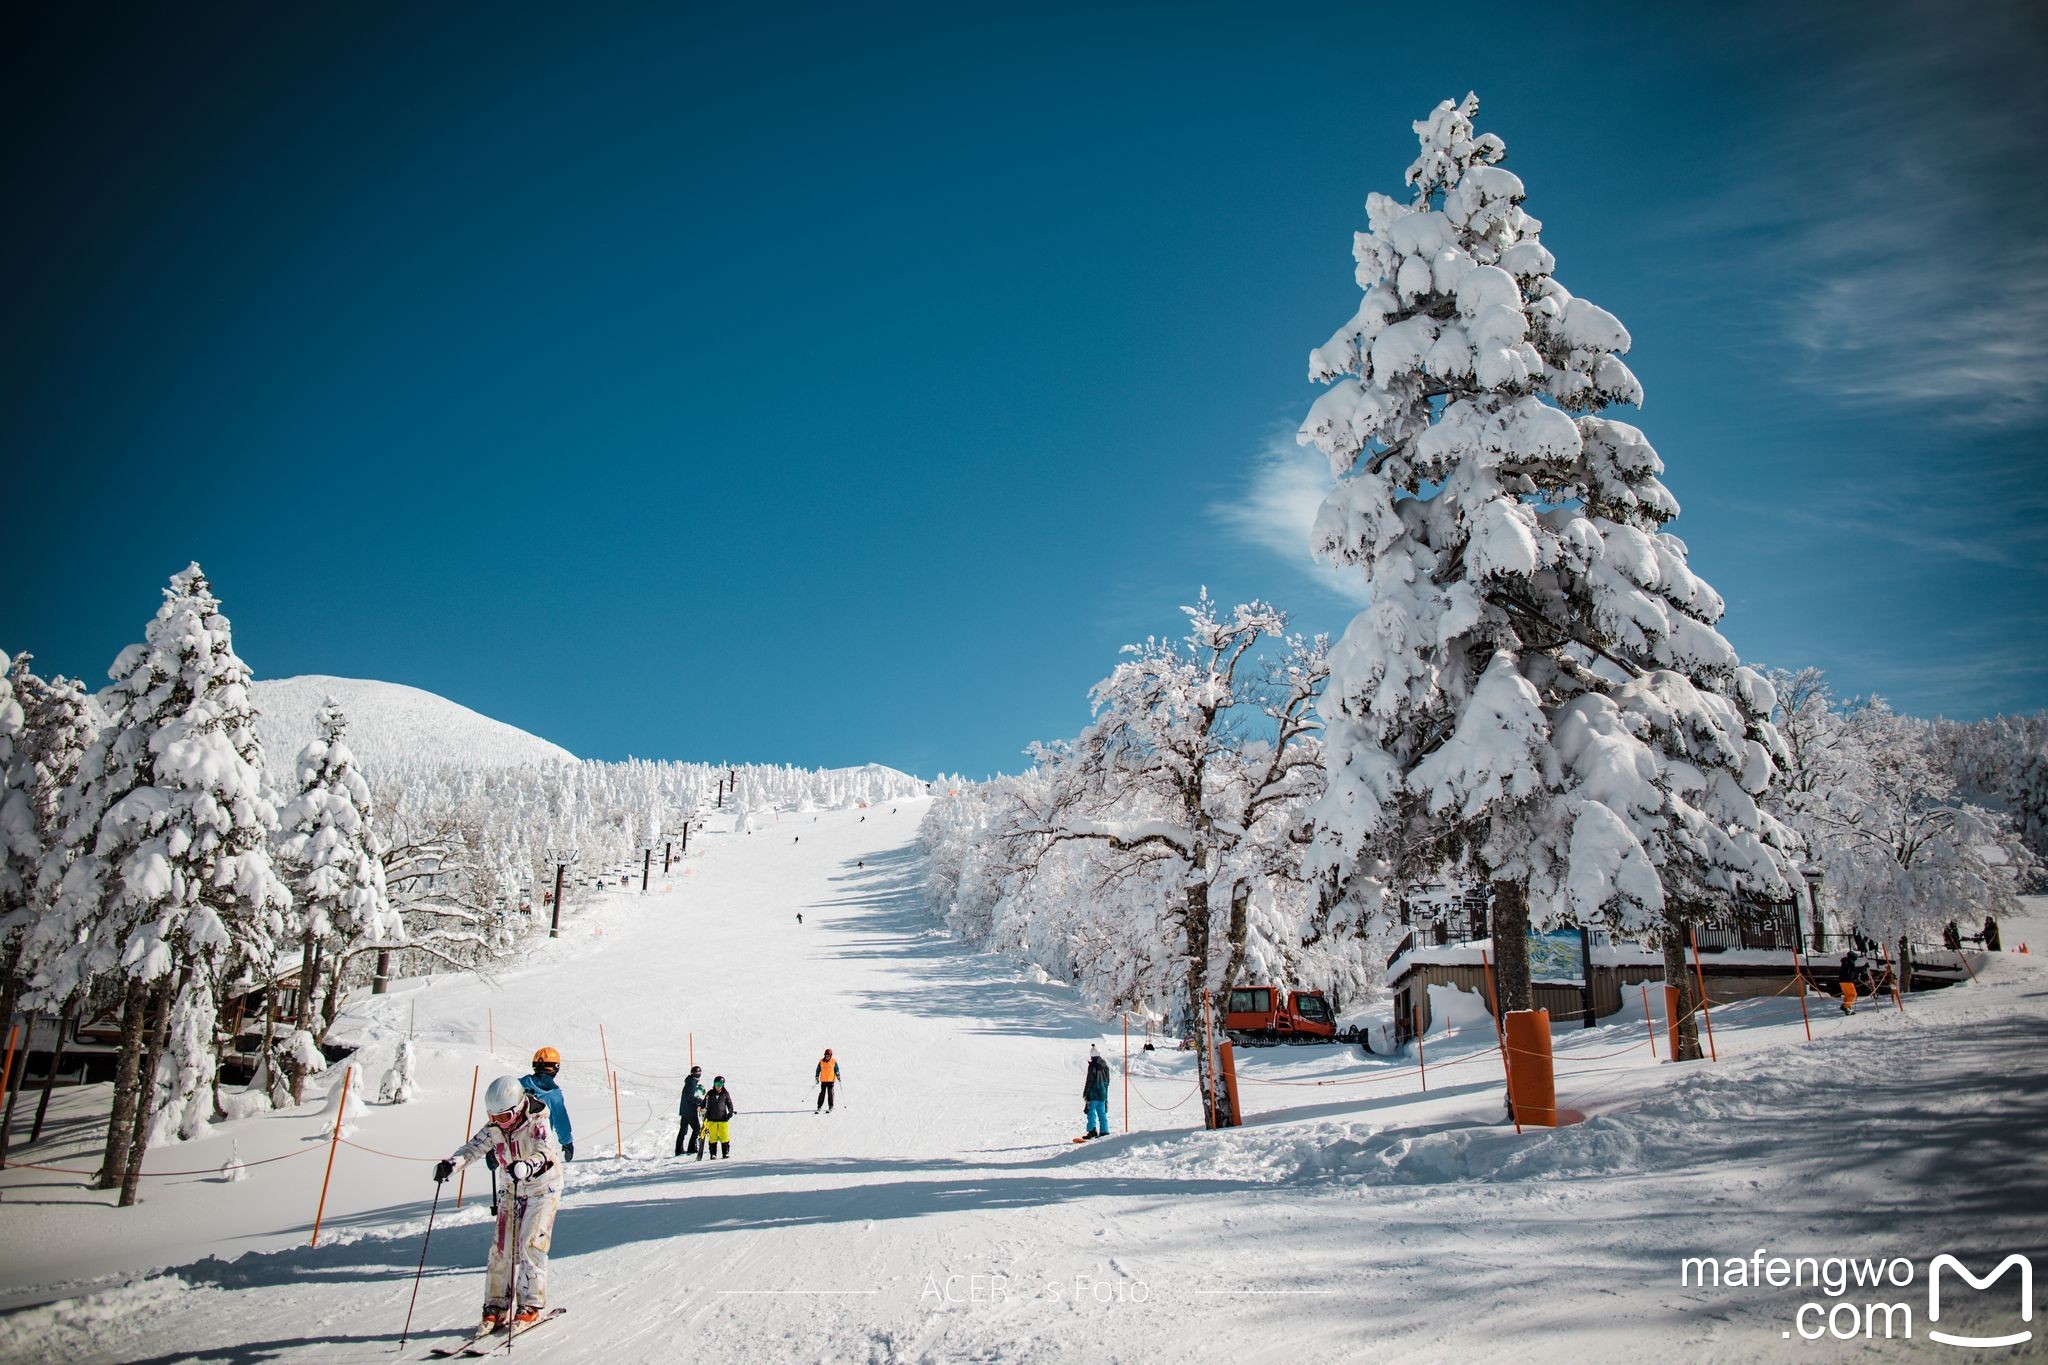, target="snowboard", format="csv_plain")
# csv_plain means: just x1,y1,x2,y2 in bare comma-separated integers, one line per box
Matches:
427,1307,567,1357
